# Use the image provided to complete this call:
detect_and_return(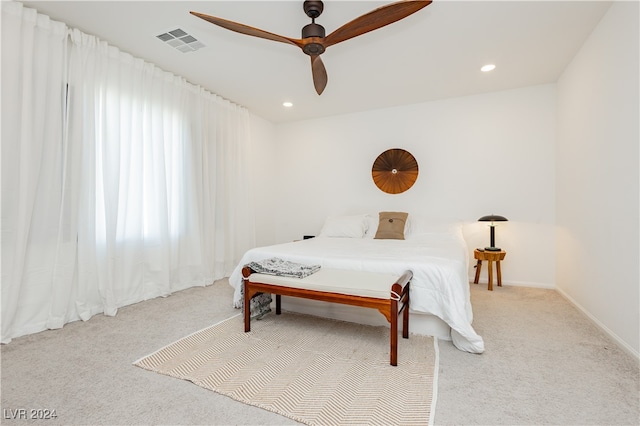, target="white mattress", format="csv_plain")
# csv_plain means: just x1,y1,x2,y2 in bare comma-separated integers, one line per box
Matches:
228,232,484,353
